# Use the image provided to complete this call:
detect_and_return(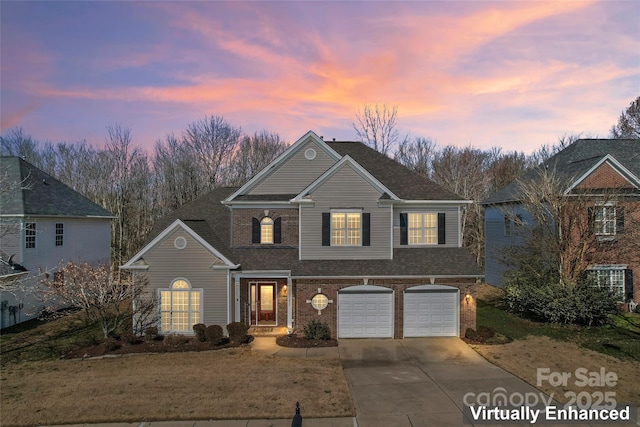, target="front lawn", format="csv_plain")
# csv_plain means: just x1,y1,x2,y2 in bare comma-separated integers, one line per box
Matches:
0,314,354,427
470,284,640,406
